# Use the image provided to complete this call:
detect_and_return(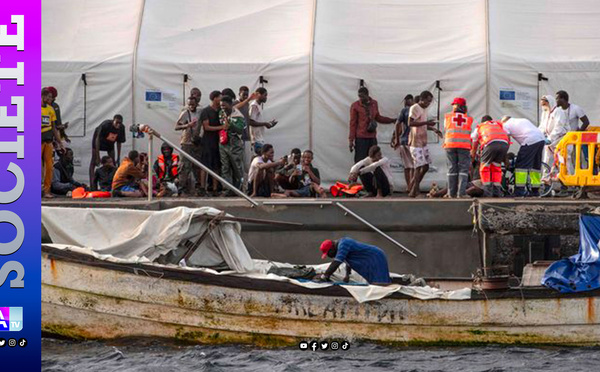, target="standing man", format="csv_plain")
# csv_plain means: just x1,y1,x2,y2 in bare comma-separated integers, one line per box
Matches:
219,95,246,194
46,87,70,143
190,87,201,104
89,114,126,189
407,90,442,198
392,94,415,191
200,91,226,195
555,90,591,175
249,87,278,156
471,116,509,197
501,116,546,197
555,90,590,132
175,96,201,196
42,88,65,198
315,238,391,284
443,97,473,198
349,87,395,164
